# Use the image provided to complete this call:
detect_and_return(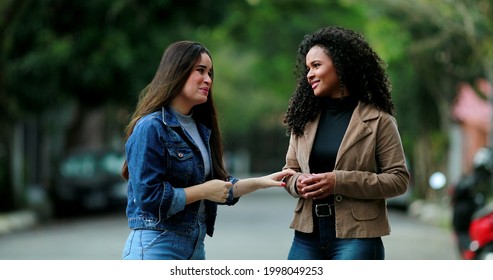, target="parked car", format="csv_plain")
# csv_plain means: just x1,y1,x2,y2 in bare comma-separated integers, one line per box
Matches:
51,149,127,216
